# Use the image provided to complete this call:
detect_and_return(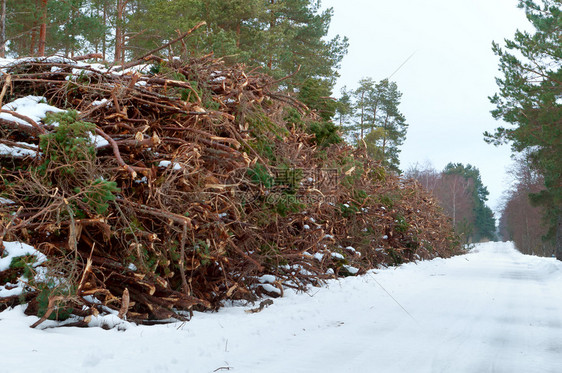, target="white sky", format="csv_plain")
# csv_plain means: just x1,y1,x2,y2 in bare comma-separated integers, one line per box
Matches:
322,0,532,214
